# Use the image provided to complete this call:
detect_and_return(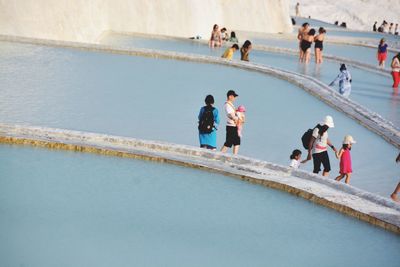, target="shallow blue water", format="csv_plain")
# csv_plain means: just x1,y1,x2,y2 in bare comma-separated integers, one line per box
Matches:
0,41,399,197
253,37,397,69
102,34,400,126
0,144,399,267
